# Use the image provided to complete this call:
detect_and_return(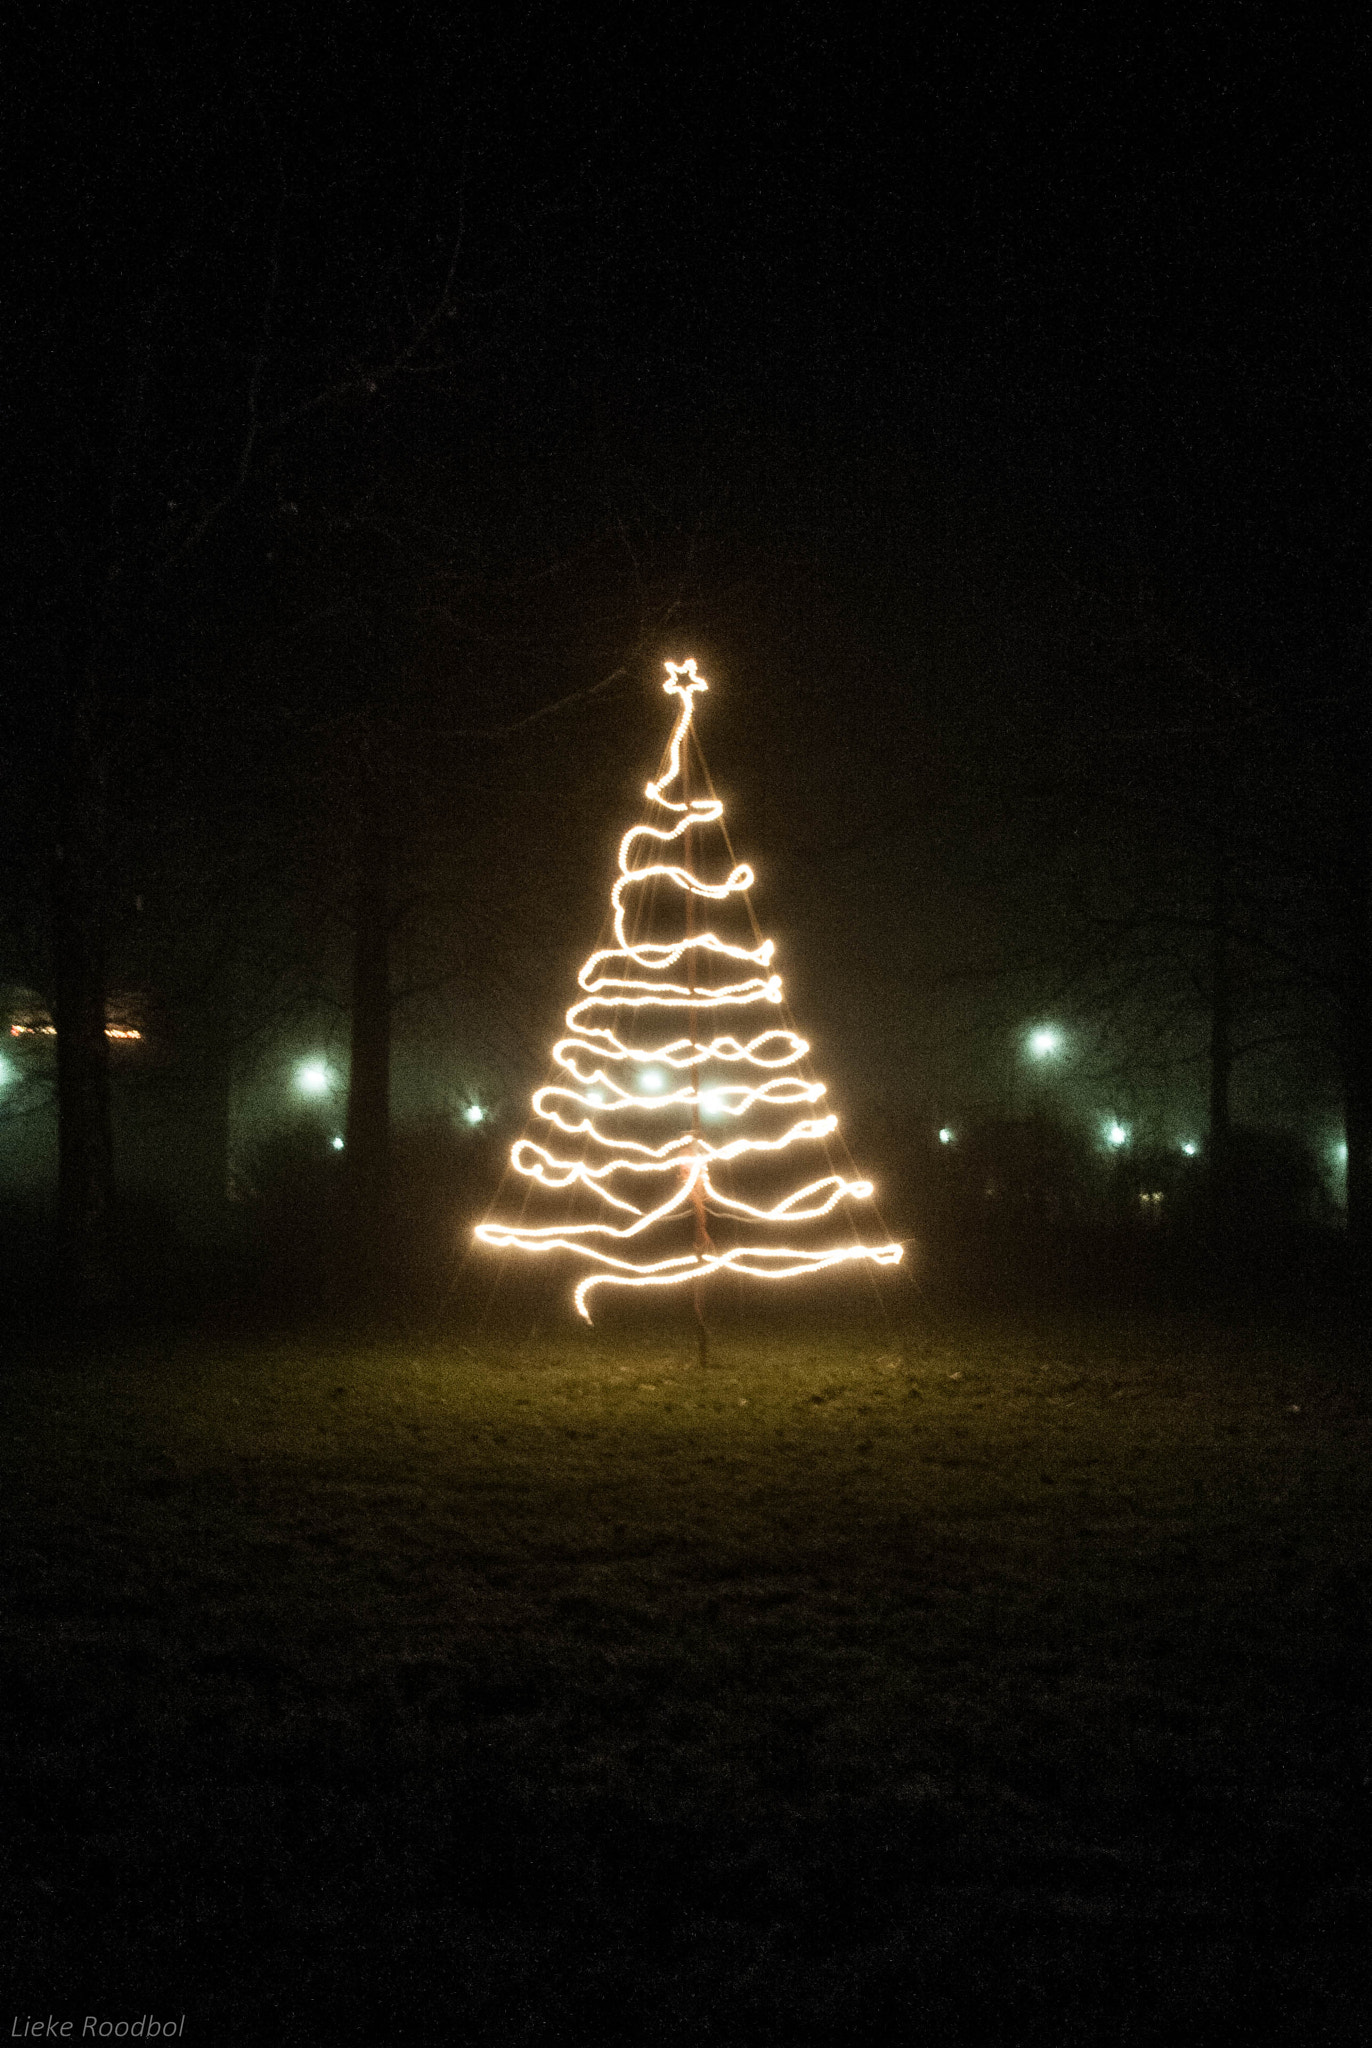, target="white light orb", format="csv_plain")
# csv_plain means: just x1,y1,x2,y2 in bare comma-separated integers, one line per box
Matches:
1105,1121,1129,1149
1027,1026,1063,1060
638,1068,666,1093
331,1135,345,1151
938,1127,954,1145
465,1104,485,1125
1180,1140,1198,1157
295,1059,333,1098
